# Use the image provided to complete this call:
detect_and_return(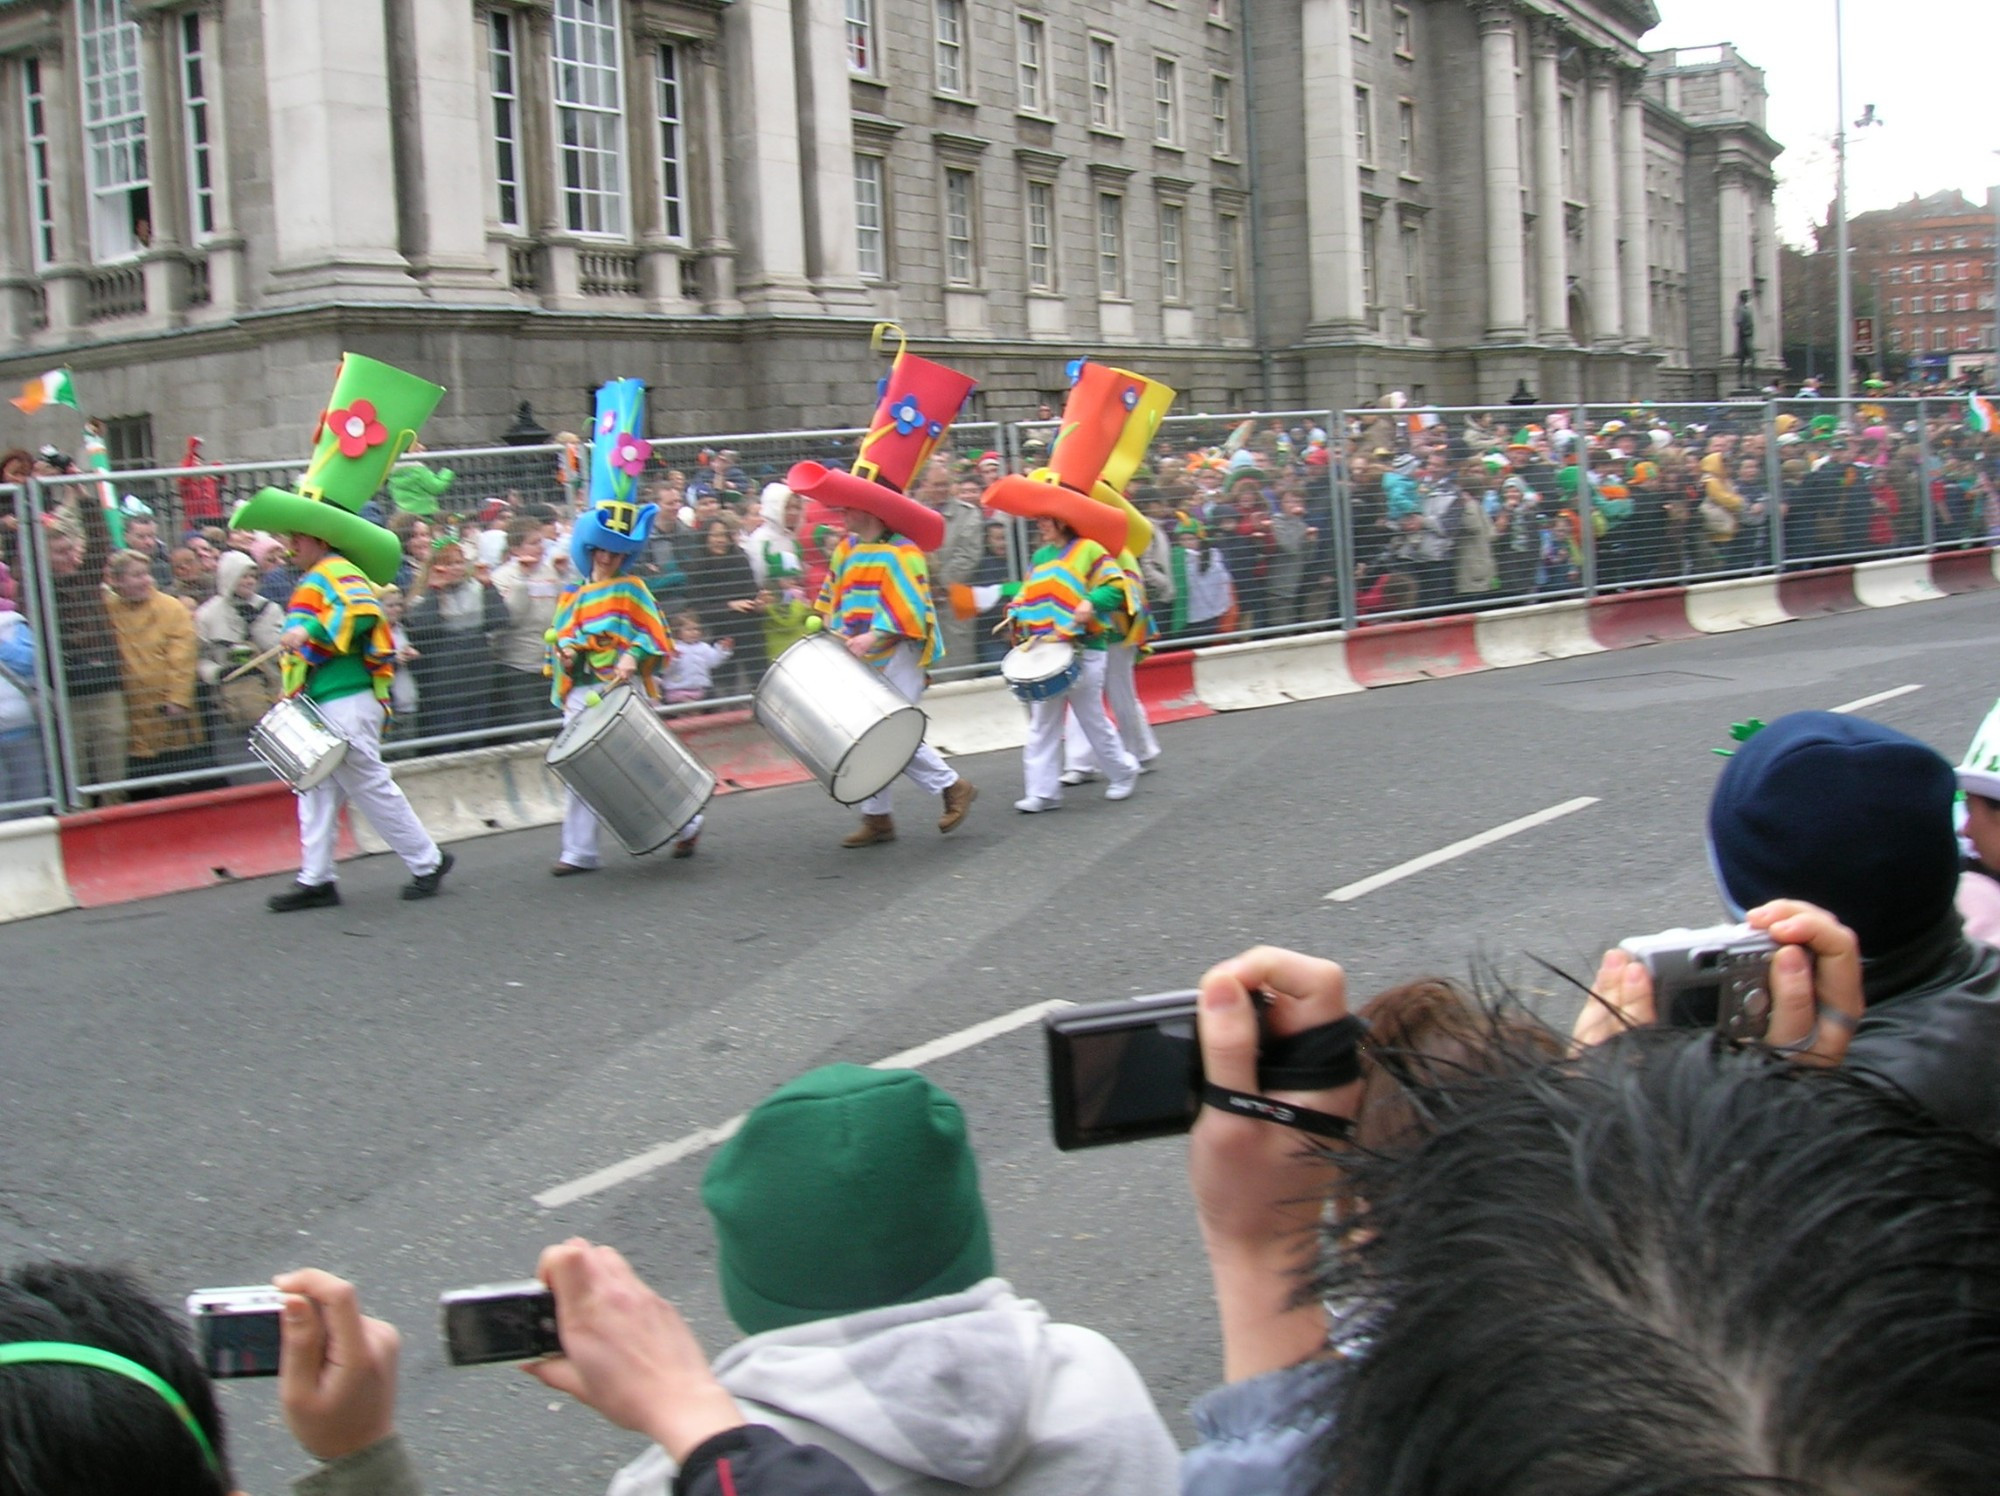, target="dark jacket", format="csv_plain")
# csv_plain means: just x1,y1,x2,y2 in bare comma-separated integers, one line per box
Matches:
675,1426,871,1496
1847,918,2000,1145
49,498,122,697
